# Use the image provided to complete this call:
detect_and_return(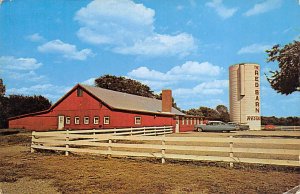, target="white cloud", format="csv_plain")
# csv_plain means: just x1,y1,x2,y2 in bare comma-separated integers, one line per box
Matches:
7,84,71,102
176,5,184,11
128,67,170,81
173,80,229,97
169,61,221,76
237,44,272,54
38,39,94,60
114,33,196,57
0,56,42,70
74,0,196,56
0,56,46,82
5,70,46,82
25,33,45,42
206,0,238,19
81,77,96,85
244,0,282,16
128,61,222,82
